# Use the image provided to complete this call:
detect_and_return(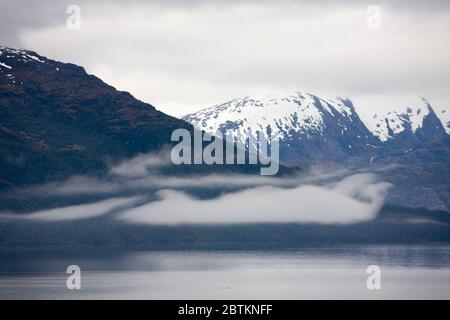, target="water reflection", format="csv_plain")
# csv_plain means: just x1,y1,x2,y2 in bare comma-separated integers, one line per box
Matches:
0,245,449,299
